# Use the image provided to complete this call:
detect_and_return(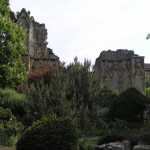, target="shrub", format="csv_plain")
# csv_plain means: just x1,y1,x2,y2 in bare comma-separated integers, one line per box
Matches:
0,107,11,121
17,116,78,150
108,88,149,122
135,121,150,144
79,137,98,150
0,88,27,119
0,107,24,146
96,119,129,146
145,88,150,97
